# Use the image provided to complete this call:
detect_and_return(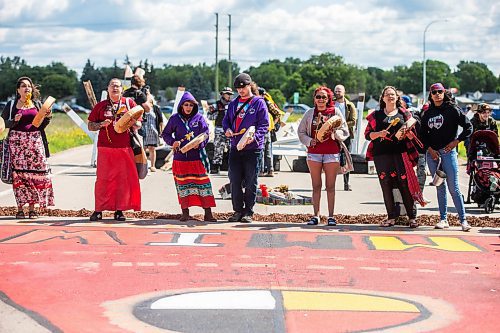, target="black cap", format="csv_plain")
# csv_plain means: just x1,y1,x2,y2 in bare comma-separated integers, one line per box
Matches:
220,87,234,95
233,73,252,88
